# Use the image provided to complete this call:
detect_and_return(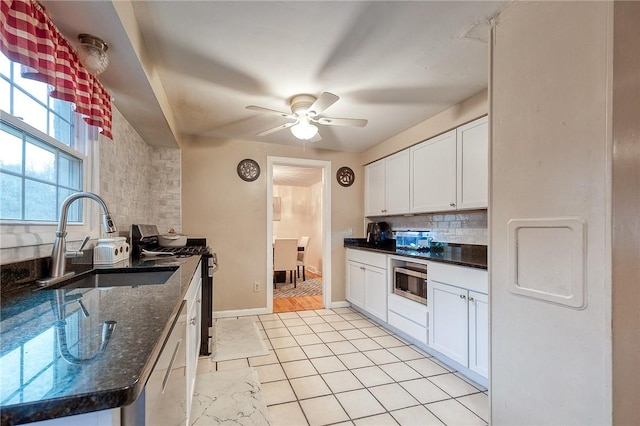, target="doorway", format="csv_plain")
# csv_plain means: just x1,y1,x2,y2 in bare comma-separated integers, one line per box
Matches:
266,157,331,313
